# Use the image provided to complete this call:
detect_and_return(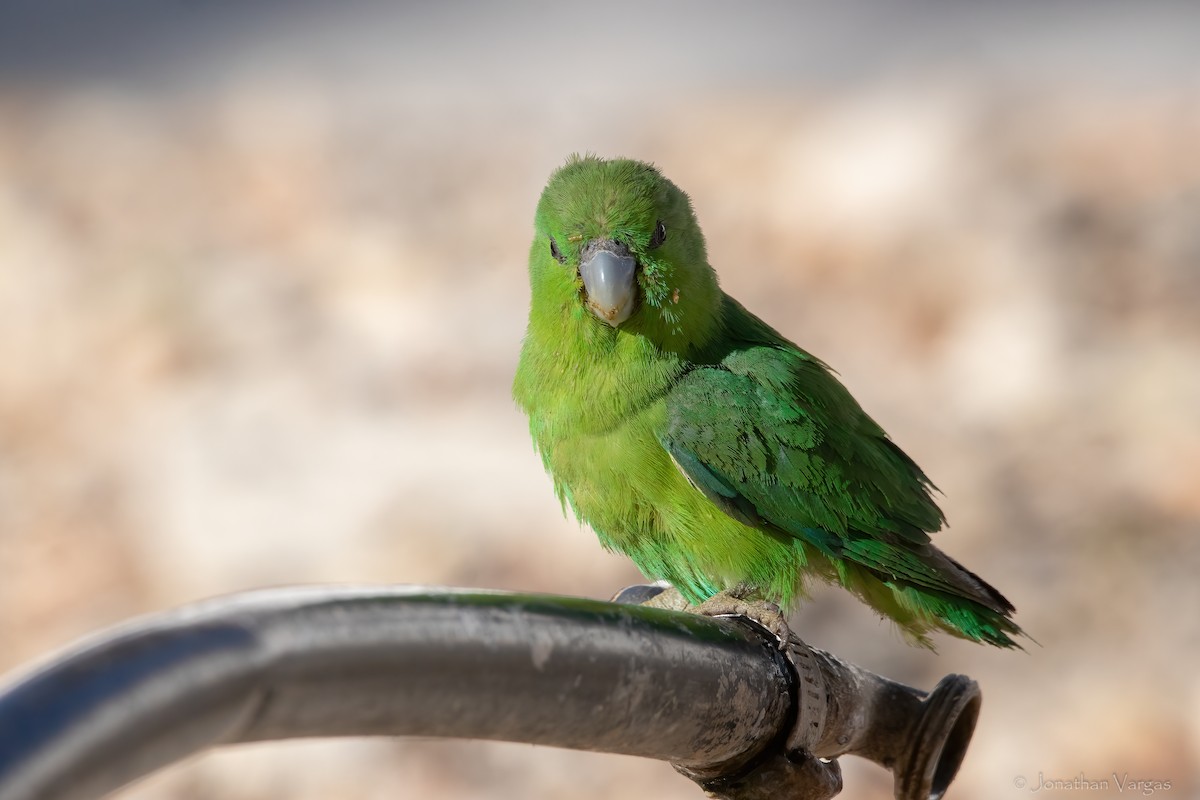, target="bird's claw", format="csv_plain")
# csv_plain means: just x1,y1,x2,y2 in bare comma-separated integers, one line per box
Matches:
614,584,792,648
694,591,793,649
